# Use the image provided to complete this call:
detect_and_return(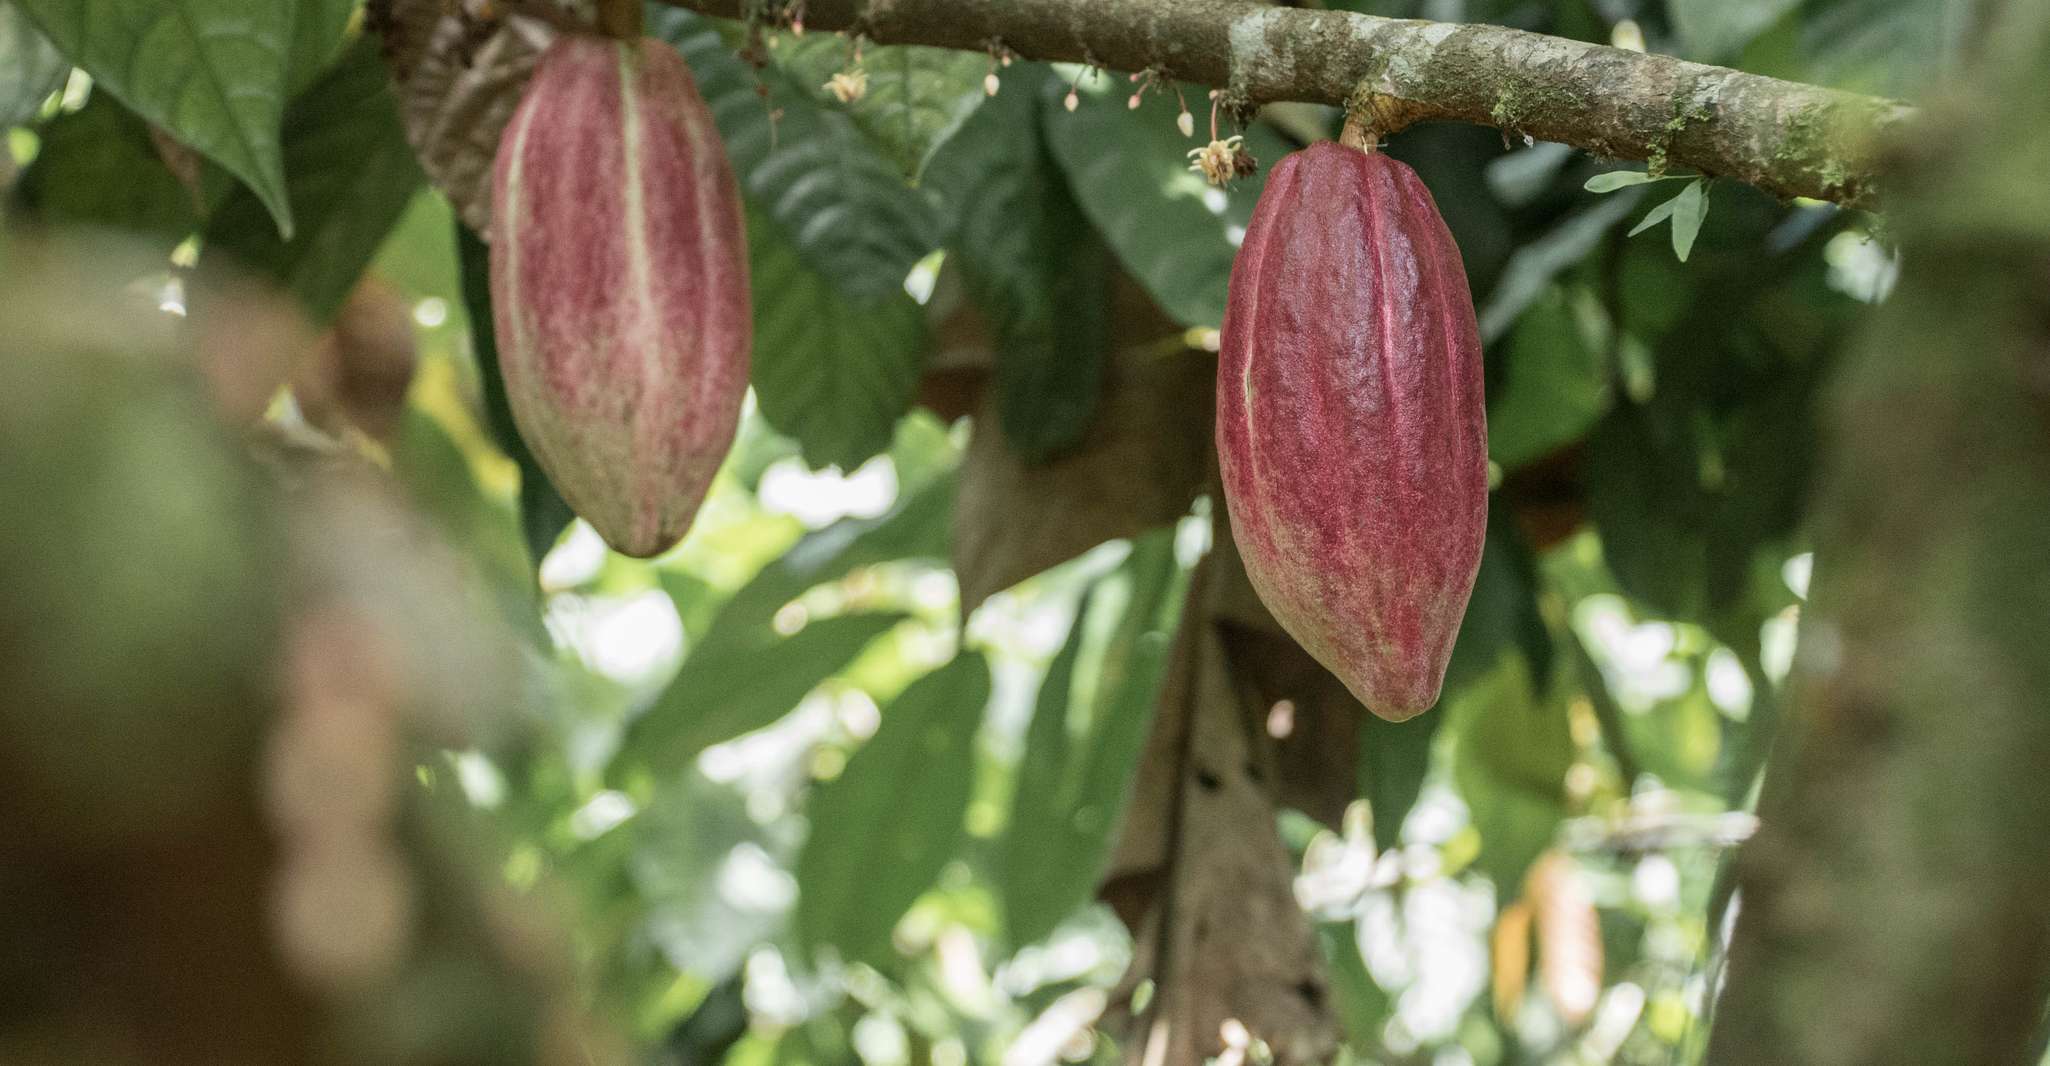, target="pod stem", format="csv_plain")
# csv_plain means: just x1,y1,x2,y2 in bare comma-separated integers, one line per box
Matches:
1339,112,1376,151
1342,89,1430,151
